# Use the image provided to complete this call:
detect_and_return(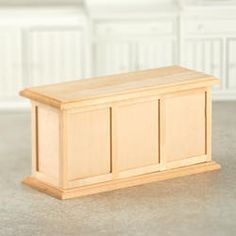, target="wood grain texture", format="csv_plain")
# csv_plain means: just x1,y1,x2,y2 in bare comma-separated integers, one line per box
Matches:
115,99,159,172
59,110,68,188
22,161,221,200
19,66,219,109
159,98,166,171
21,66,220,199
31,103,38,176
206,88,212,161
37,105,59,184
165,91,206,162
67,107,111,182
